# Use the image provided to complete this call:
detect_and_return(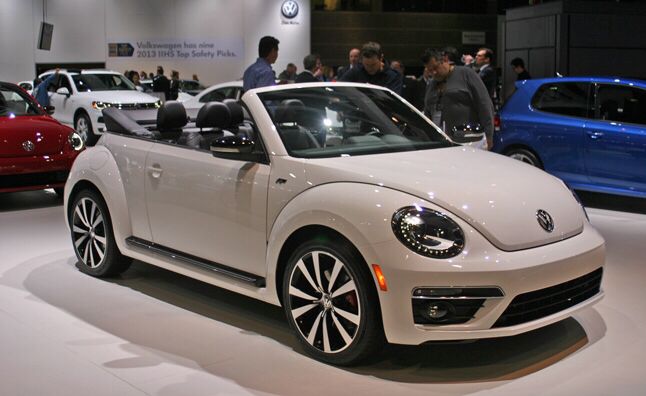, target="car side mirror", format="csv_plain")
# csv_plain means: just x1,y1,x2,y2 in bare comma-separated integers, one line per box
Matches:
56,87,70,97
210,134,263,162
44,105,55,115
451,123,485,143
